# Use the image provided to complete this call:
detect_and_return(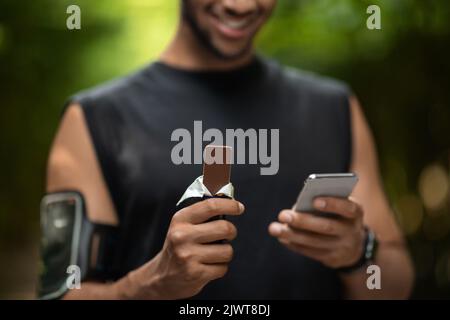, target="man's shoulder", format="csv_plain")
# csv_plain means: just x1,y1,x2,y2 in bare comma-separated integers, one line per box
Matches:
68,64,152,110
266,58,351,98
